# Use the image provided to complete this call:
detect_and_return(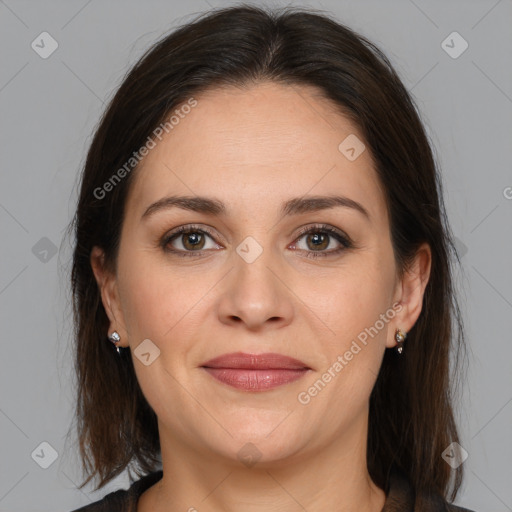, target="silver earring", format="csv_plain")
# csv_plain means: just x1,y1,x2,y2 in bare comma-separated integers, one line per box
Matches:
108,331,121,354
395,328,407,355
